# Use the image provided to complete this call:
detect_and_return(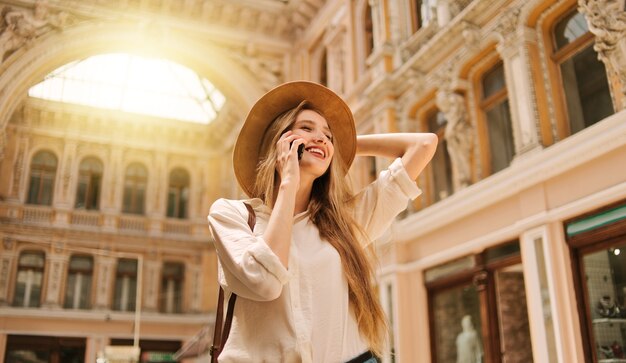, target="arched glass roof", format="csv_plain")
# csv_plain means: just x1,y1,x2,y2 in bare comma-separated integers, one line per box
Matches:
28,53,225,124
